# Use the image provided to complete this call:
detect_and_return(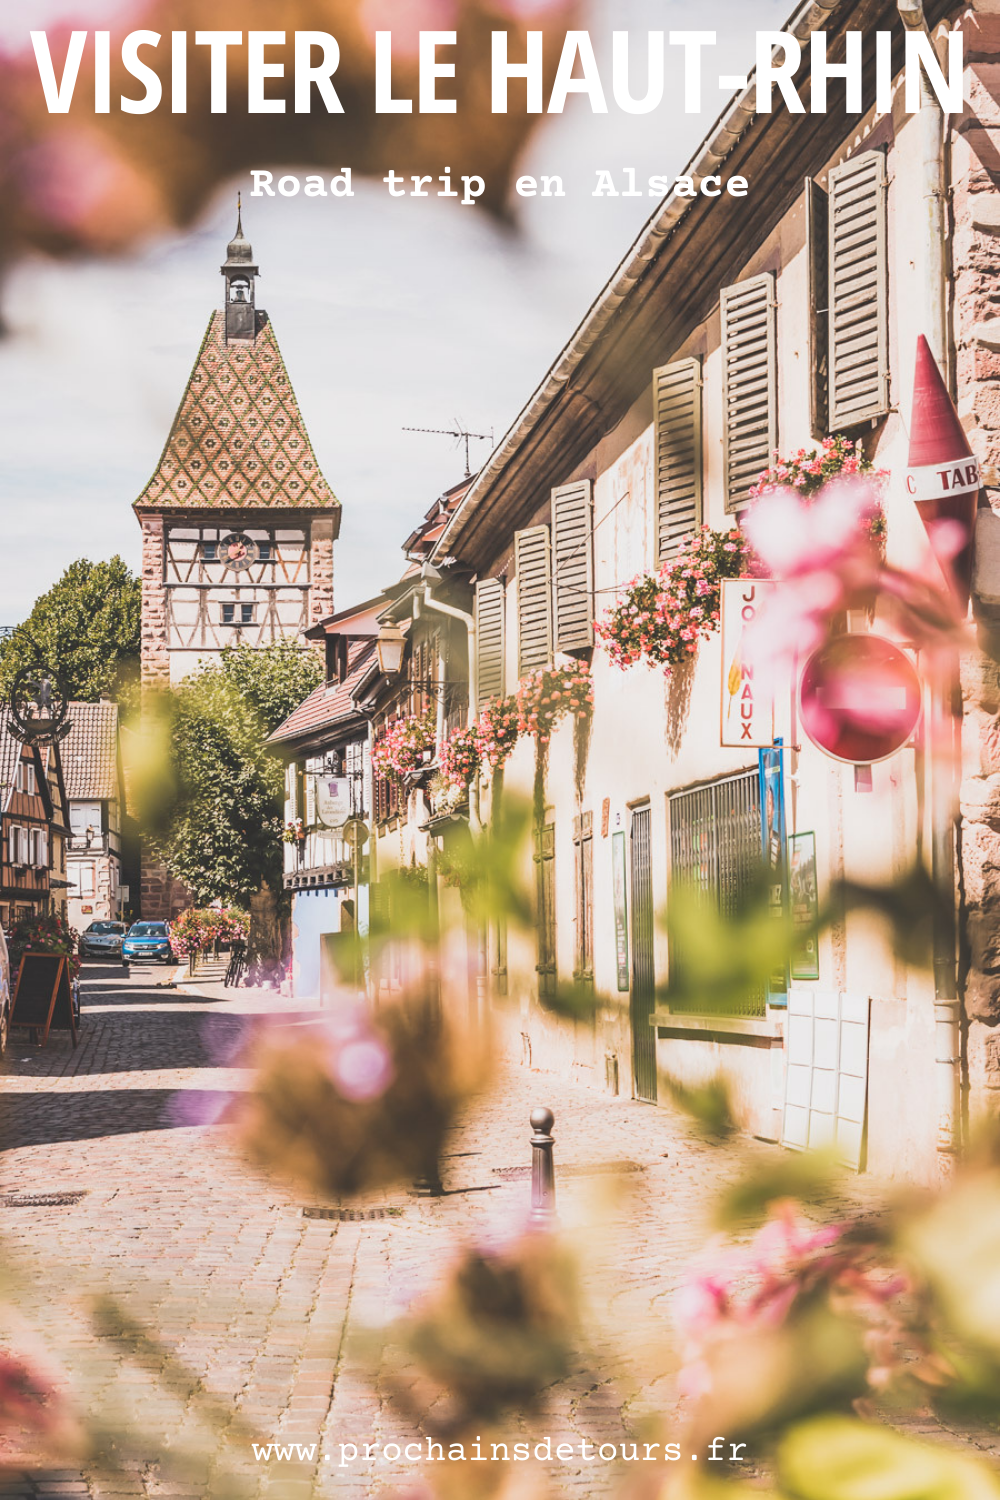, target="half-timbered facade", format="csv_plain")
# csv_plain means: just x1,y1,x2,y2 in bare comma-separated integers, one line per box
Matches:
0,711,69,929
